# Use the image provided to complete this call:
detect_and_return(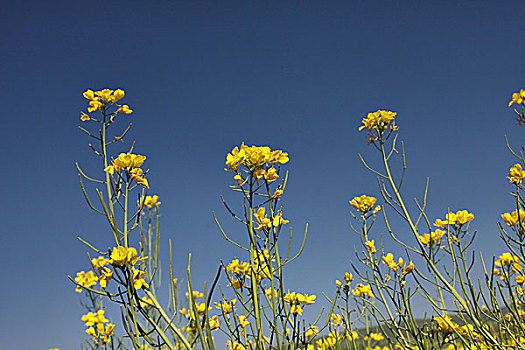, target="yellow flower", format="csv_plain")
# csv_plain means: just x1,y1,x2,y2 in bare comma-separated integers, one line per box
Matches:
352,283,375,298
502,209,525,226
403,261,415,275
83,89,96,100
365,240,377,254
132,268,149,290
238,315,250,327
305,325,319,338
273,209,289,226
330,313,343,326
88,99,103,112
495,253,515,267
117,104,133,114
509,89,525,107
516,275,525,285
74,270,98,292
290,304,303,315
358,110,397,132
265,167,279,182
113,153,146,169
227,341,246,350
113,89,125,102
95,89,114,102
297,293,316,305
209,315,221,330
214,298,236,314
98,267,114,288
509,164,525,185
143,195,161,209
349,195,378,214
91,256,110,269
80,112,90,121
366,333,384,341
382,253,403,272
419,229,446,246
254,207,272,231
225,143,289,171
455,210,475,225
